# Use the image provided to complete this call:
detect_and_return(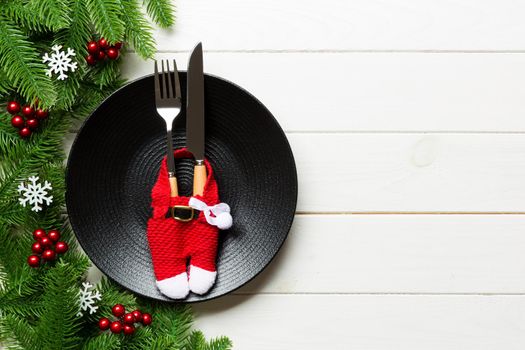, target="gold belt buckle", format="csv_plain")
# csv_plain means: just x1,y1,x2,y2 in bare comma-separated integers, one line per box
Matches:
171,205,195,222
